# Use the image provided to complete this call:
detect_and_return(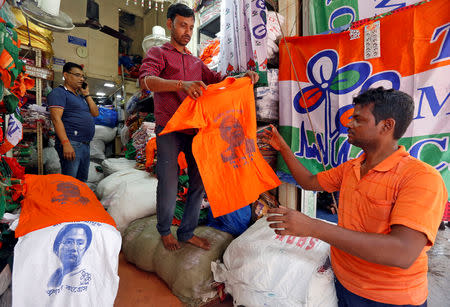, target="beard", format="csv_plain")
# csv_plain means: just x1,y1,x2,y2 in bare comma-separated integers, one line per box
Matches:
173,31,191,46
